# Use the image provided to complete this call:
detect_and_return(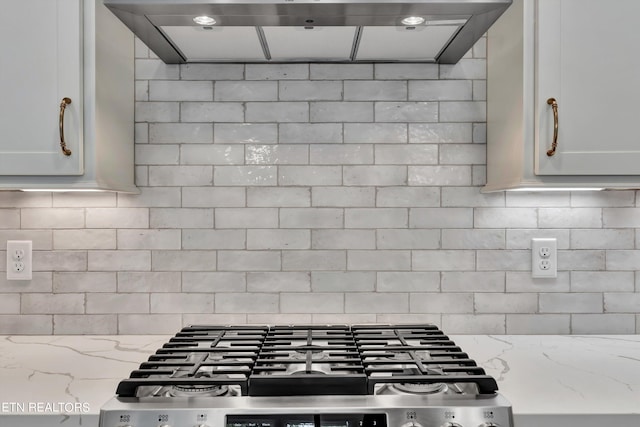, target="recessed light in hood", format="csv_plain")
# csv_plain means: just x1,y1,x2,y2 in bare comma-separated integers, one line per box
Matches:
193,15,216,26
401,16,425,26
104,0,512,64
